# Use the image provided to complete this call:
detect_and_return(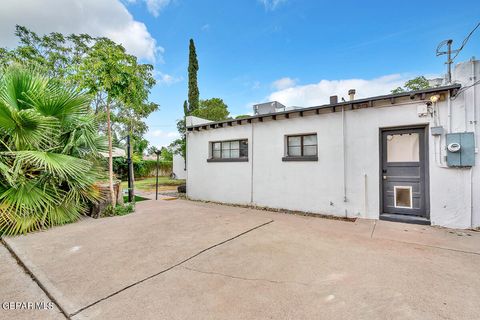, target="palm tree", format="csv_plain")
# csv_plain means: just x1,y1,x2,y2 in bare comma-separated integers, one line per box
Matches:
0,66,107,235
